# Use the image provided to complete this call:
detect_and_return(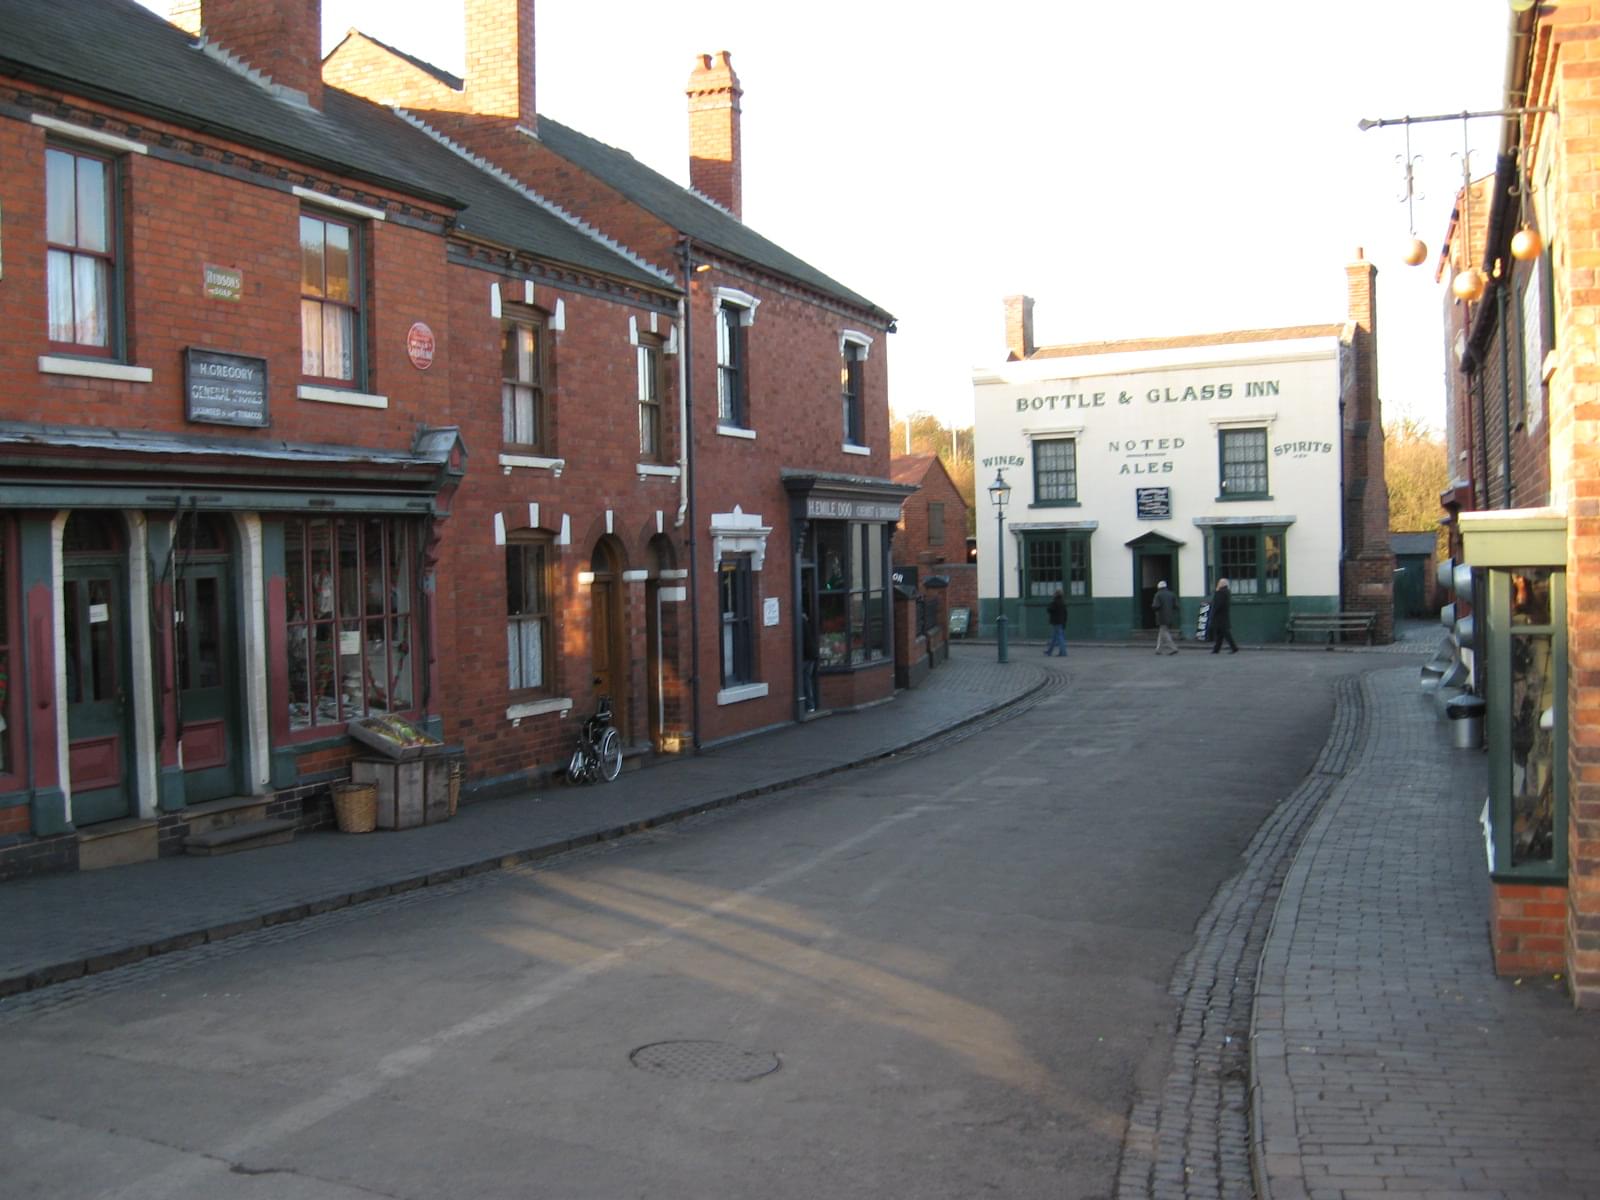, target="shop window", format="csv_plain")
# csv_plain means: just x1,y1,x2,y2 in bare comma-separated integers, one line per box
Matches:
283,516,416,732
1508,568,1560,868
502,310,546,450
1024,532,1091,598
299,210,363,385
506,536,552,692
1033,438,1077,505
637,339,662,460
1214,527,1285,596
45,144,119,356
719,553,755,686
1219,428,1268,498
815,523,888,667
841,340,864,445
